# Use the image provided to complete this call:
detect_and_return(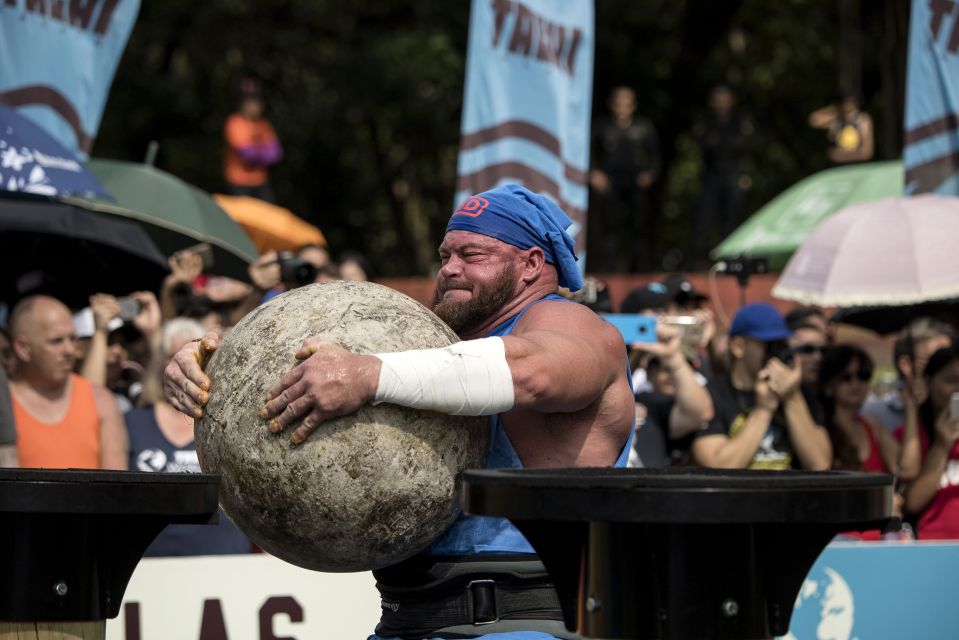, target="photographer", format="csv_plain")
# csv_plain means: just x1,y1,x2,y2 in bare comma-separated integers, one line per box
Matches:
79,292,161,412
691,303,832,470
225,247,339,321
629,324,715,468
